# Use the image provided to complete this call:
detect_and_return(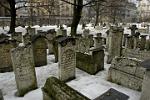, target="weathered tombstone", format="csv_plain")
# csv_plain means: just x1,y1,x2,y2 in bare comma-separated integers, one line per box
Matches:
83,29,90,37
94,88,129,100
0,39,17,72
123,34,129,46
0,89,4,100
11,32,22,44
26,26,36,36
42,77,90,100
125,36,134,49
146,36,150,51
88,34,94,47
75,34,83,52
46,29,56,54
108,57,145,91
94,36,103,49
23,33,31,45
140,35,147,50
58,37,76,82
129,25,138,36
140,59,150,100
107,26,124,64
32,35,47,67
11,45,37,97
57,29,67,36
